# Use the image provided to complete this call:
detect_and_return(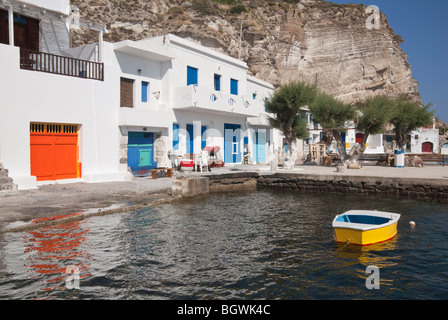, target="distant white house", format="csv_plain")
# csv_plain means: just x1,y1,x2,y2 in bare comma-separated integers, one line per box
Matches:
0,0,275,190
300,109,439,159
408,119,439,153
